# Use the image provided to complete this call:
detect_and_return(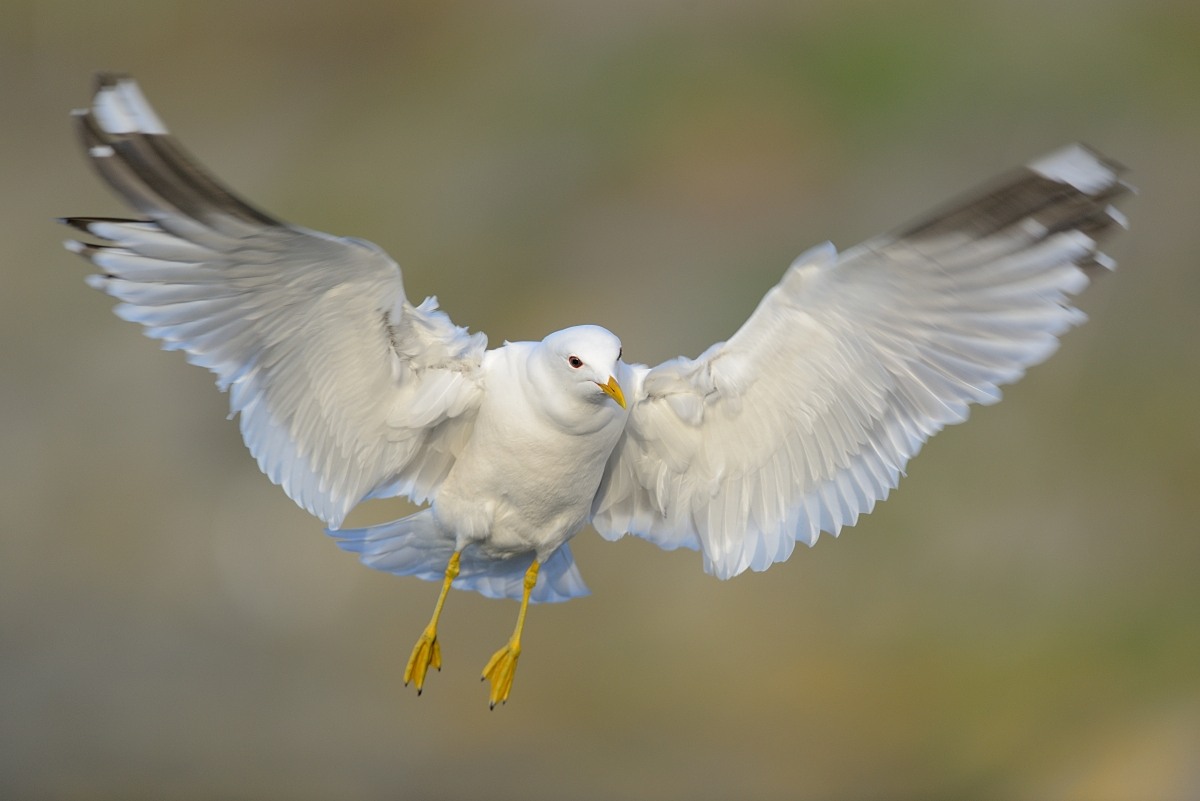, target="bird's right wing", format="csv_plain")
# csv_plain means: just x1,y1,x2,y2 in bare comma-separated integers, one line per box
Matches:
64,74,487,528
592,145,1130,579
